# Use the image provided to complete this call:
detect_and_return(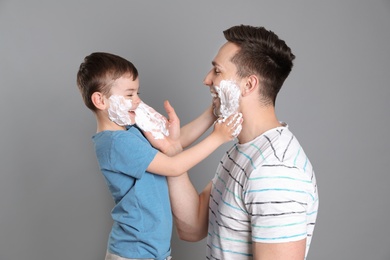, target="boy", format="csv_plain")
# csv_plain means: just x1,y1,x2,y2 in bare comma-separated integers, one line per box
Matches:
76,52,242,260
